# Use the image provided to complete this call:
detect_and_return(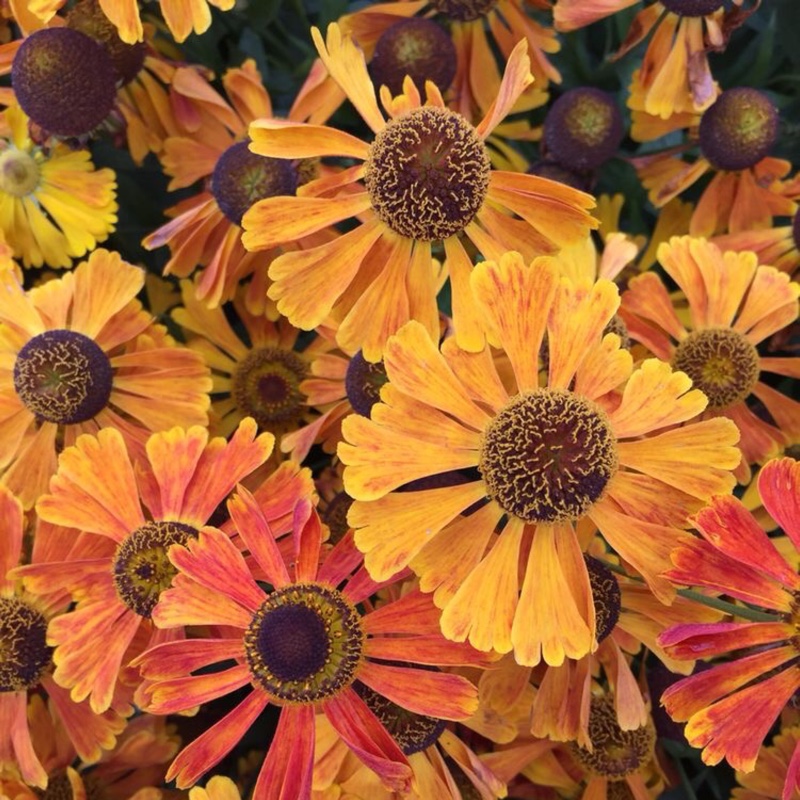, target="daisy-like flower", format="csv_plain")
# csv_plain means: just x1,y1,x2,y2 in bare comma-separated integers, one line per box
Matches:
0,484,129,789
171,279,338,455
339,250,741,666
143,59,322,309
0,696,178,799
0,105,117,268
554,1,749,117
15,419,310,714
25,0,234,44
658,457,800,773
620,236,800,483
631,86,797,237
134,494,490,796
301,0,556,126
242,24,597,361
0,248,211,507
